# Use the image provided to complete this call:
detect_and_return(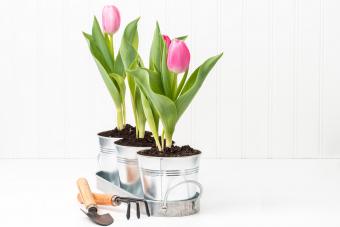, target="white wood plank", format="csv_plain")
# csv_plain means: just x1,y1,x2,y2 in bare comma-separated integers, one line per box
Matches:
36,0,66,158
0,0,14,158
295,0,320,158
323,0,340,158
63,0,100,158
244,0,270,158
218,0,243,158
0,0,39,158
271,0,295,158
191,0,219,158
